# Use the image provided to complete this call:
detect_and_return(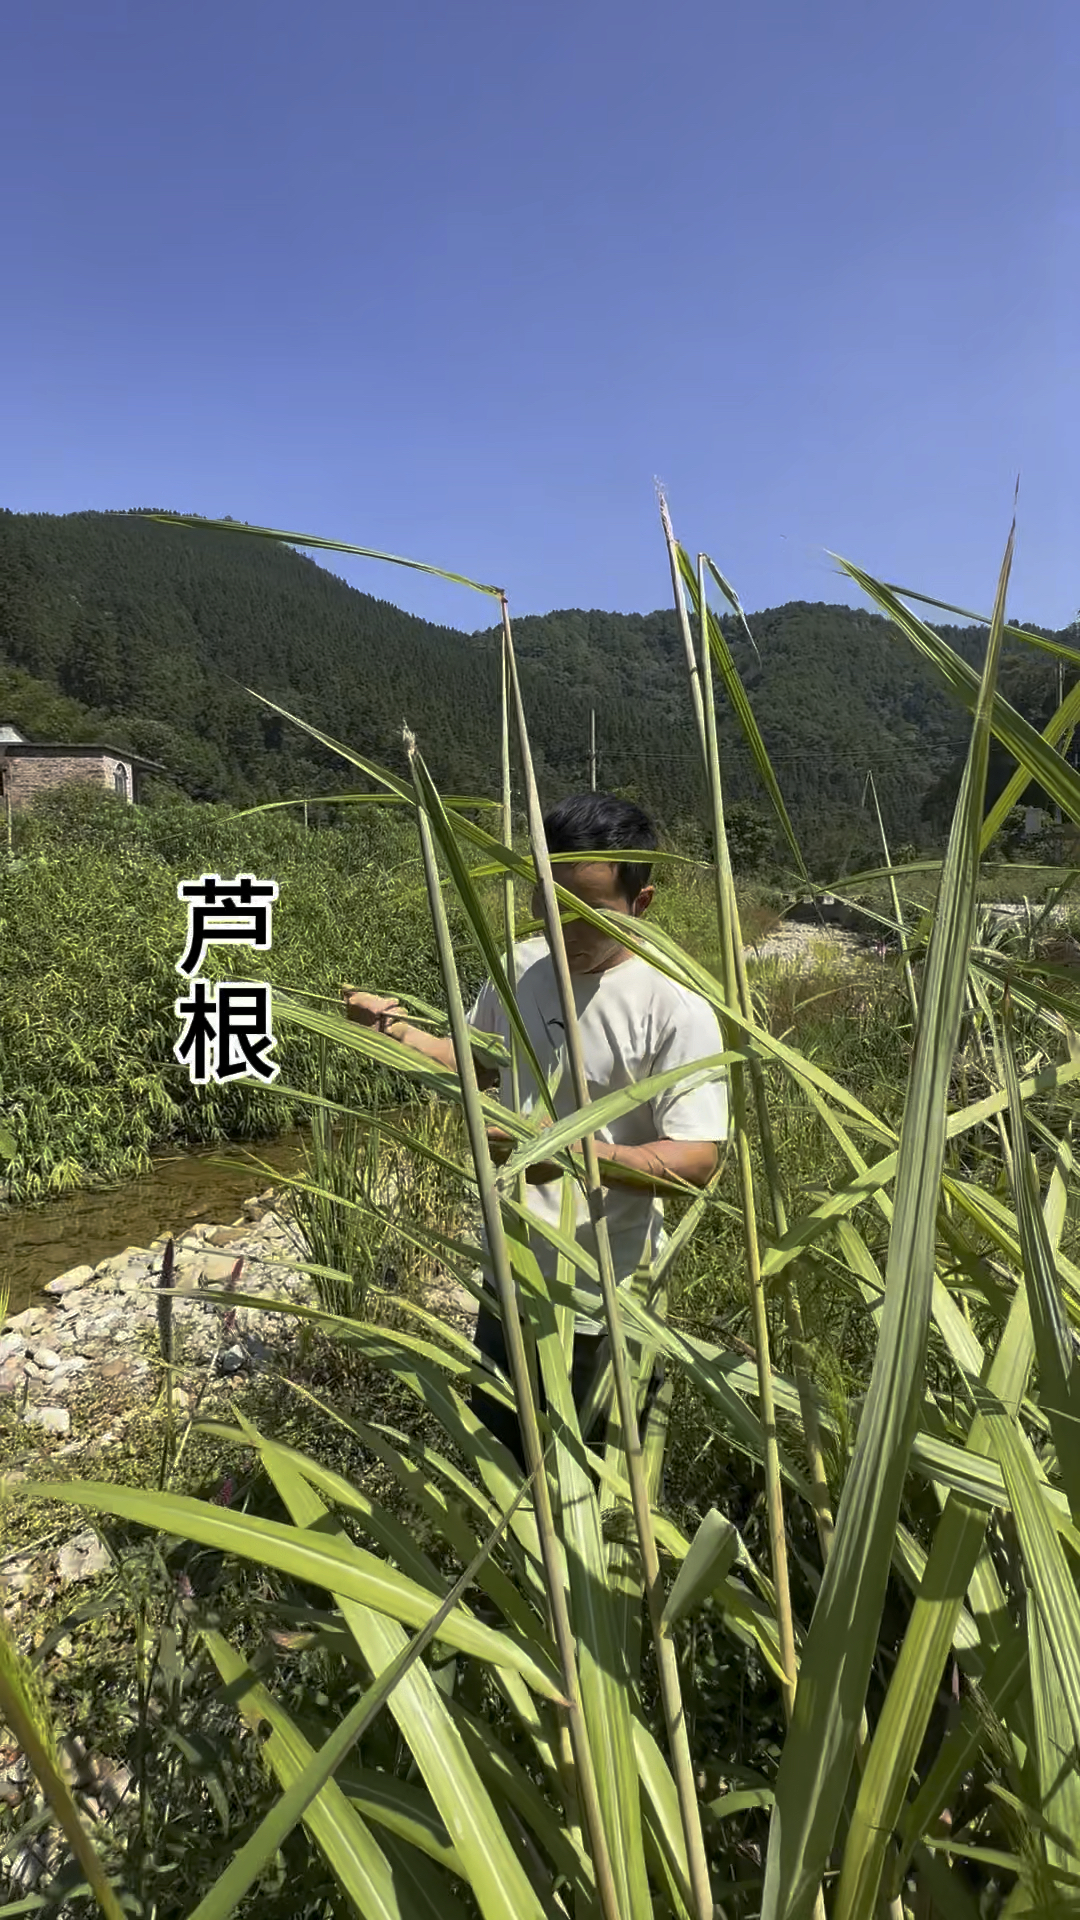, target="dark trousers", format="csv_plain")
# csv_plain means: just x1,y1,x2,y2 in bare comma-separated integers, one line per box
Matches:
472,1296,663,1472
